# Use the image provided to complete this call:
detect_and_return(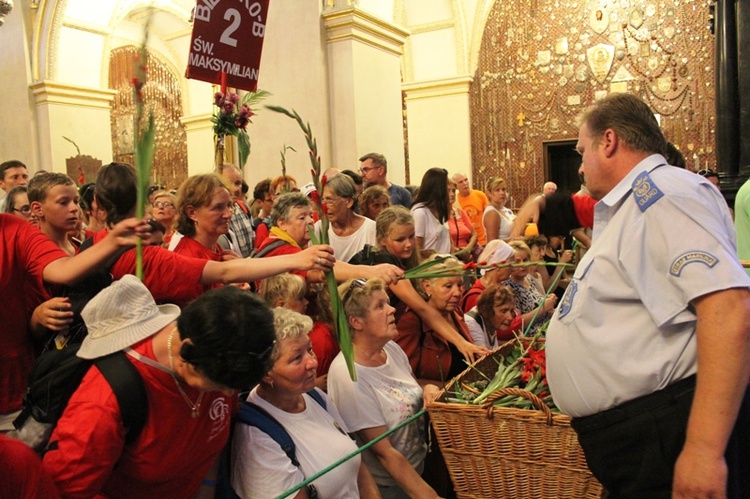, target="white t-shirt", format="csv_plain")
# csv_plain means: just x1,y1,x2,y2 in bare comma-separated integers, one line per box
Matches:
231,387,361,499
327,341,427,487
411,203,450,253
464,308,499,349
314,217,377,263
